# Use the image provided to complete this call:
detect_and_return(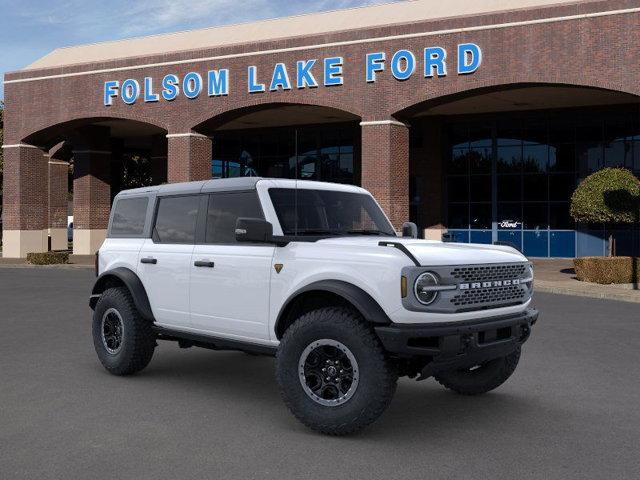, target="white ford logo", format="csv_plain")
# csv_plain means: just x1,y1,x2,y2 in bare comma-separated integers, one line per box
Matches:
459,279,521,290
